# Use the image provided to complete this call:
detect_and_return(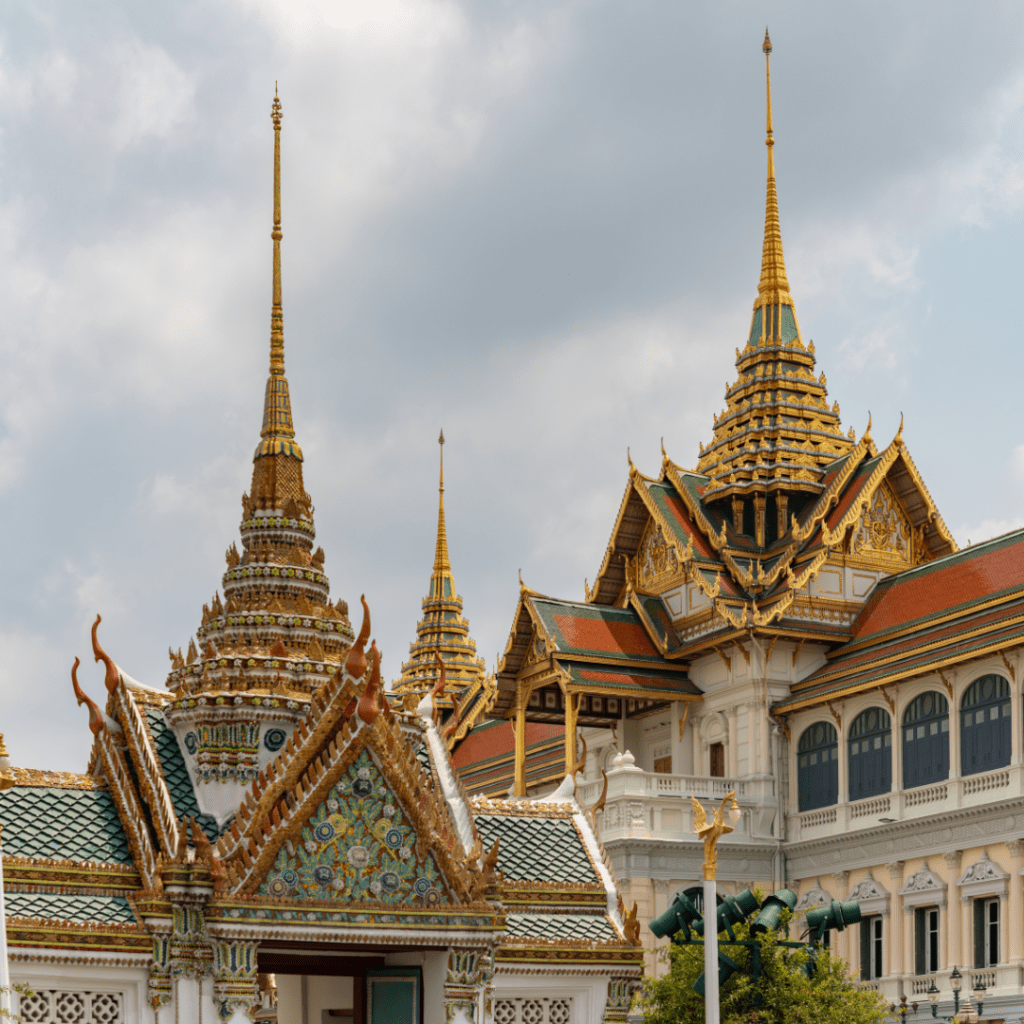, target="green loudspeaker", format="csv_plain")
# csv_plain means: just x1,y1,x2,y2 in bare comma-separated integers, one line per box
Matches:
751,888,797,934
805,899,862,942
649,888,703,941
694,887,761,936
